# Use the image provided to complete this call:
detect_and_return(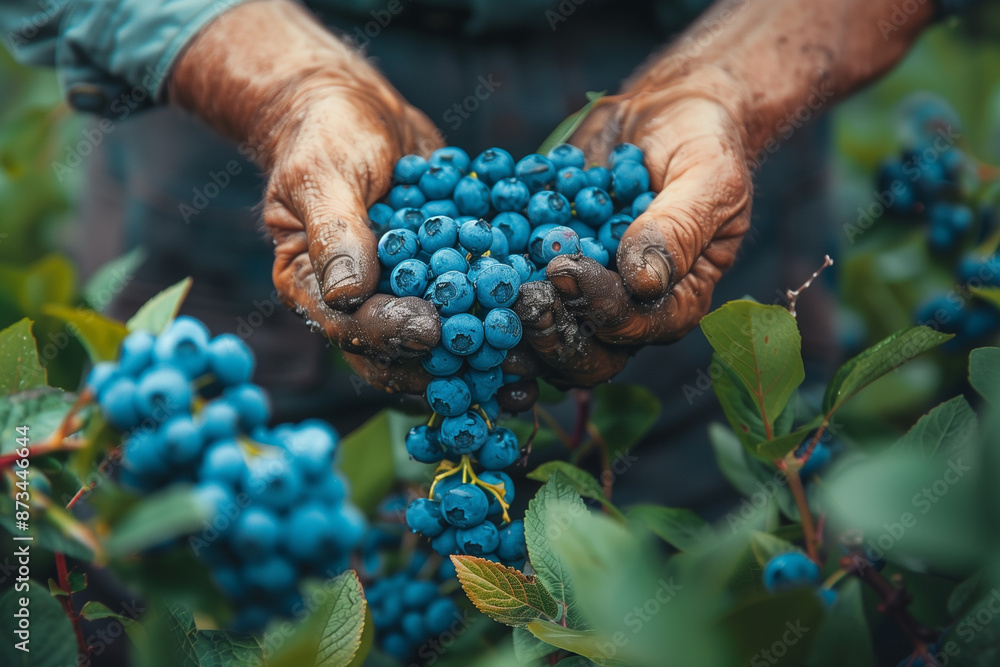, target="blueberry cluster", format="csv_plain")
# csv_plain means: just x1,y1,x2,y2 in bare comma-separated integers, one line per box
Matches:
369,143,648,563
86,317,365,629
